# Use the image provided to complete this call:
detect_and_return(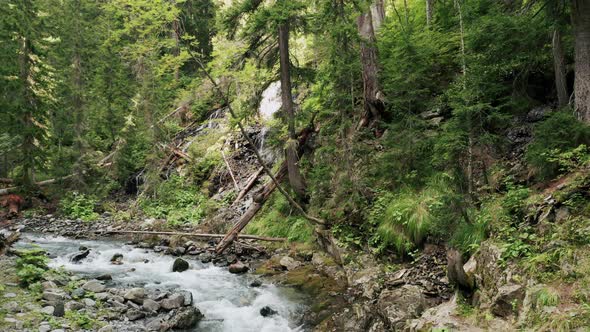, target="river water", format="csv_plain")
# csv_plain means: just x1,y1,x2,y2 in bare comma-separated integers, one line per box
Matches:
16,233,307,332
